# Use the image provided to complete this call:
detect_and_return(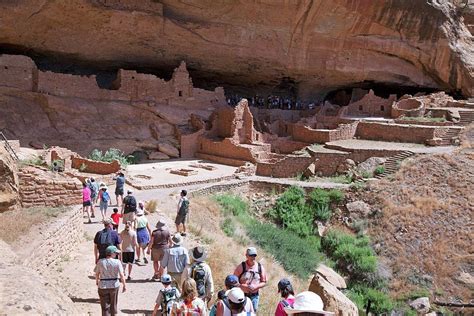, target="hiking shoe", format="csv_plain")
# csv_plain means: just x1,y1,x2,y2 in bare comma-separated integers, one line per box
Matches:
88,219,92,224
143,257,148,264
135,259,141,263
180,232,187,237
127,276,131,281
91,214,95,218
